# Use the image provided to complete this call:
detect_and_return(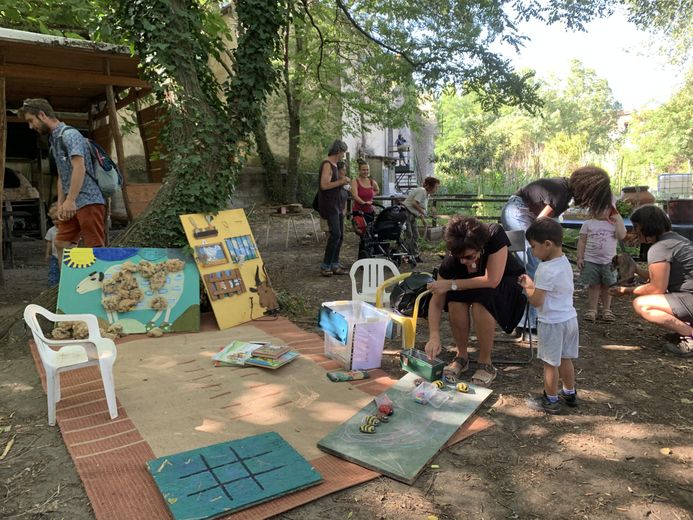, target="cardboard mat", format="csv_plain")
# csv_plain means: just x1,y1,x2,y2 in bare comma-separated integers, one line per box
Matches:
29,315,492,519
